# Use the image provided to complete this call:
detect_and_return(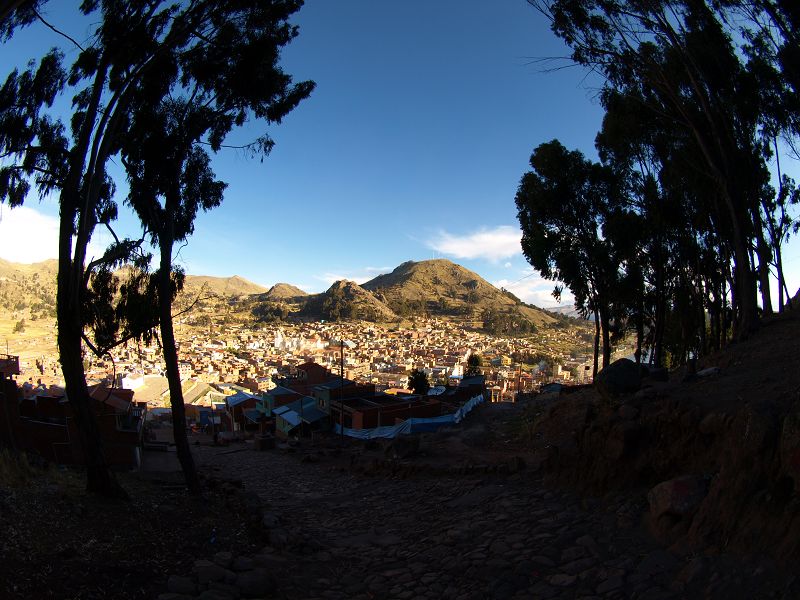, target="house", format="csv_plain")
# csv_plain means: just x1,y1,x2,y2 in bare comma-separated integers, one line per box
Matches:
273,396,328,438
226,390,261,434
0,367,147,469
329,391,443,430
